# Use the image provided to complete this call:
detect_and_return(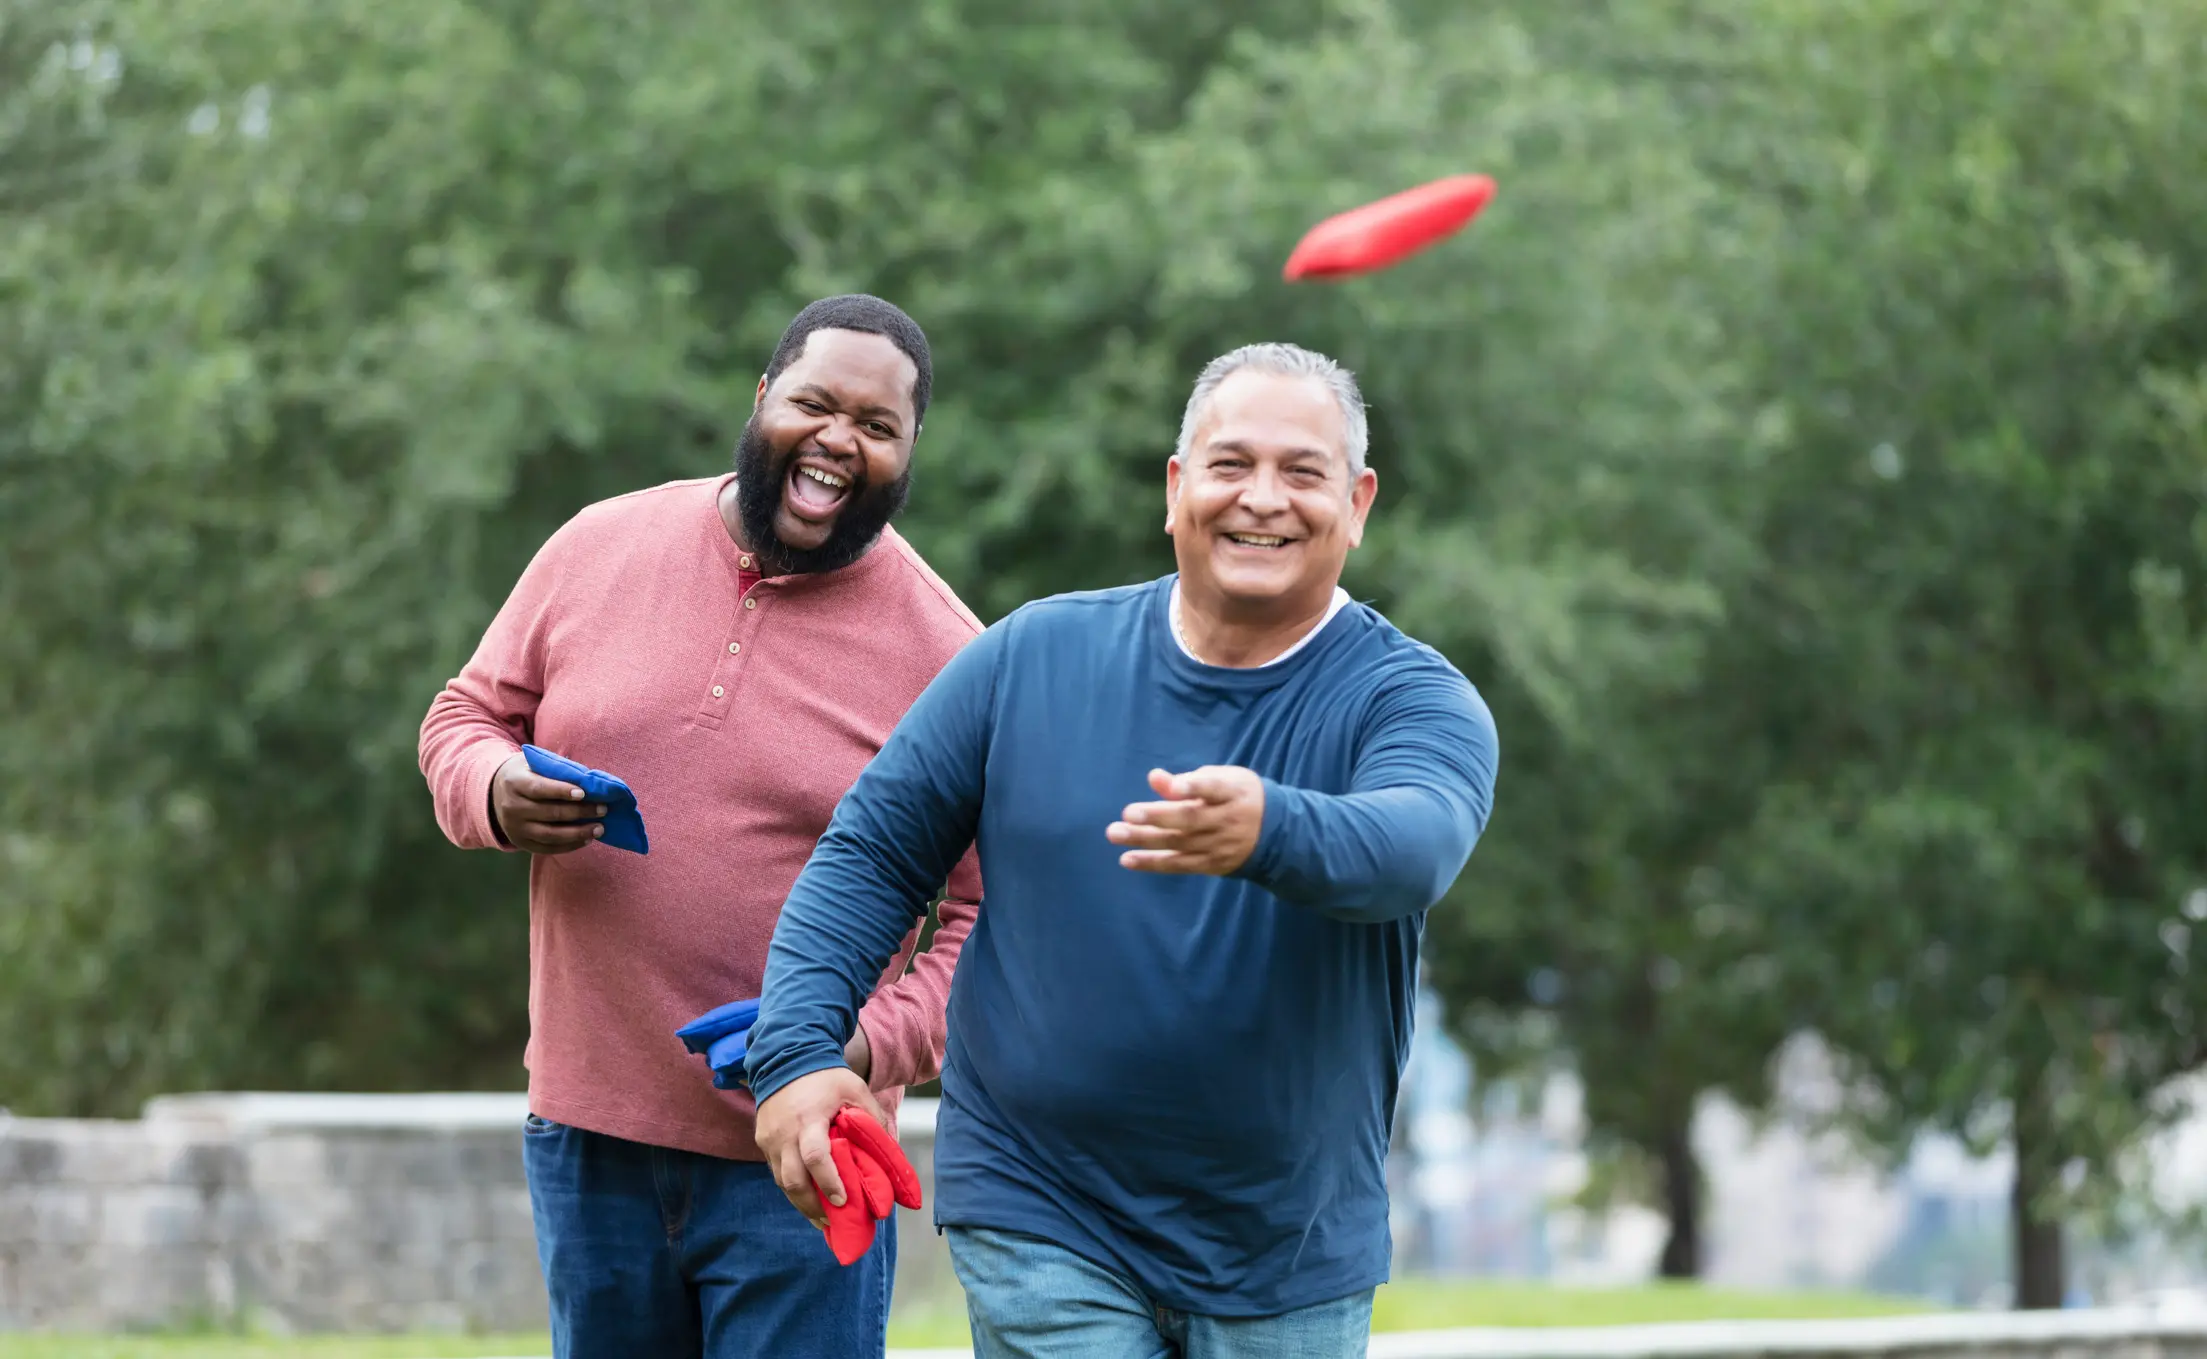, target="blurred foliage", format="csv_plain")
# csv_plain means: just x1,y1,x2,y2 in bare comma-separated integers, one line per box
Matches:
3,0,2204,1296
1704,0,2207,1299
1429,0,2207,1293
0,0,1727,1109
